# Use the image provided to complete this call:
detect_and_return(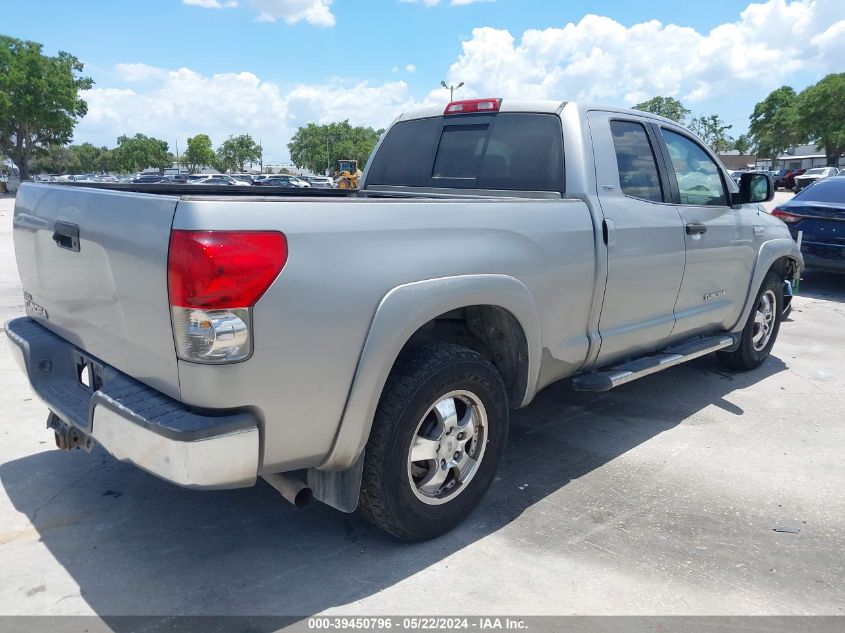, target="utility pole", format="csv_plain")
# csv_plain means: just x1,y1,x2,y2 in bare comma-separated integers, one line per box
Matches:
440,80,464,101
175,139,180,172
